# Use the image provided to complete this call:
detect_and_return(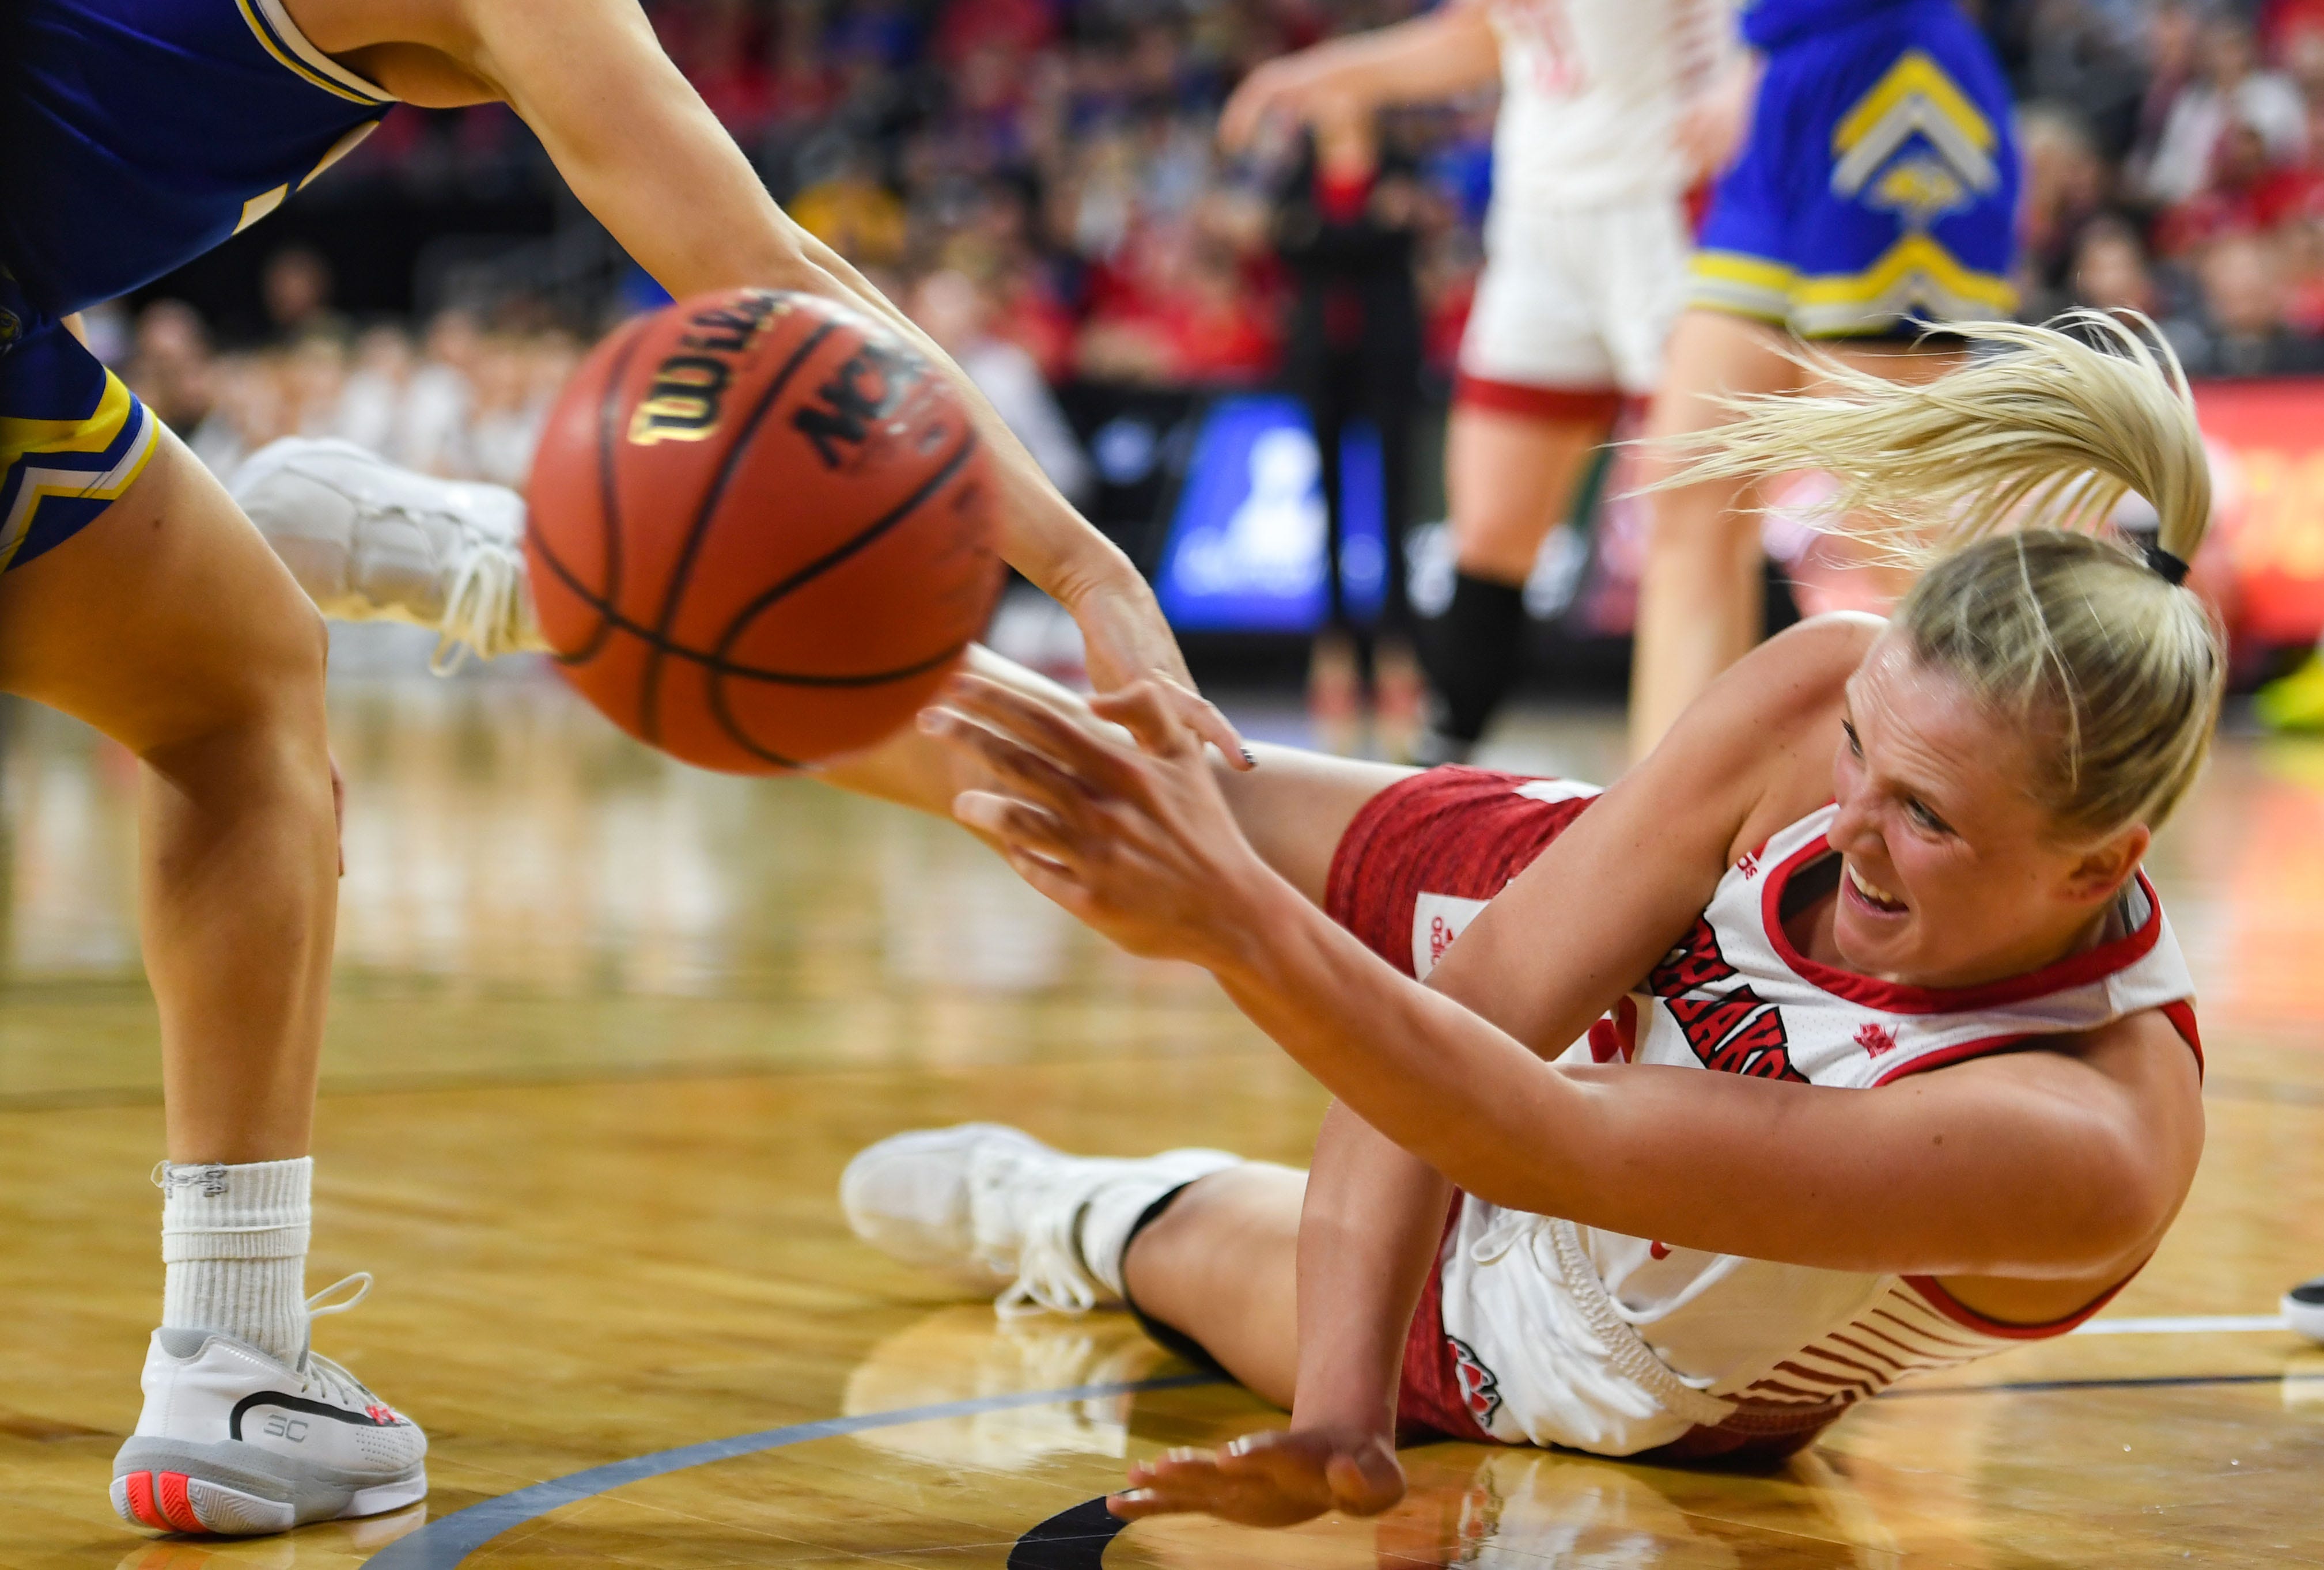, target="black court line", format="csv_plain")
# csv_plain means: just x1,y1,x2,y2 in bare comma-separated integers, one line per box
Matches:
361,1366,2319,1568
361,1374,1219,1570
